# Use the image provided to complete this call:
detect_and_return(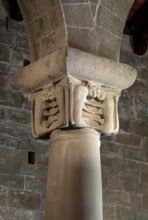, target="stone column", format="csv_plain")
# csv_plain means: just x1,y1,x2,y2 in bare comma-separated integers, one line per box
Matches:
14,47,137,220
47,129,102,220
